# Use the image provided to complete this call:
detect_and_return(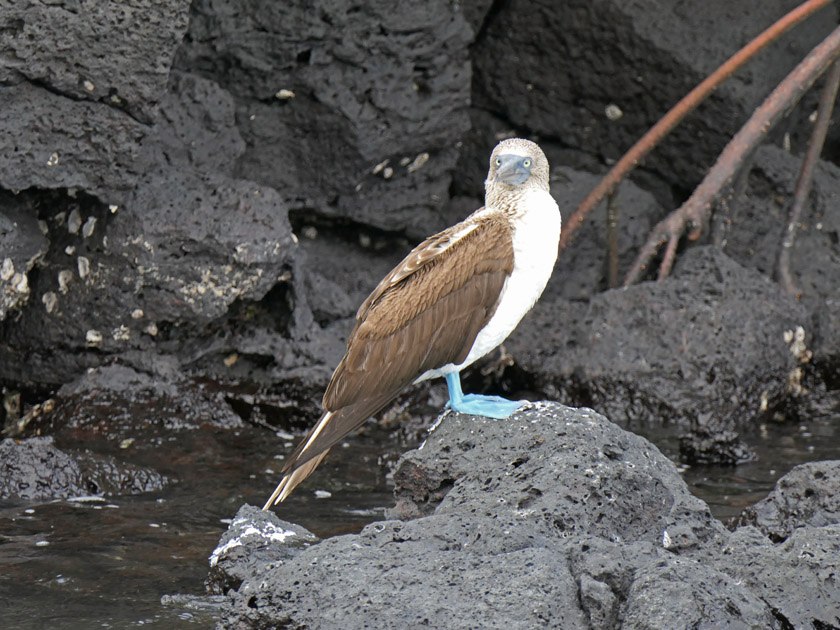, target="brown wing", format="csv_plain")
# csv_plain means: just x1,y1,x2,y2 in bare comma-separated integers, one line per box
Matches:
264,214,514,506
326,214,514,410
